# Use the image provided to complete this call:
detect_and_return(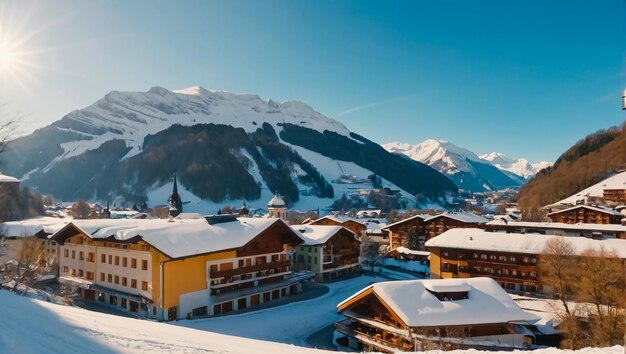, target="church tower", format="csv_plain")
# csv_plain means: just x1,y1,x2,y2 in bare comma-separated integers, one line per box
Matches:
267,193,287,220
168,173,183,218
